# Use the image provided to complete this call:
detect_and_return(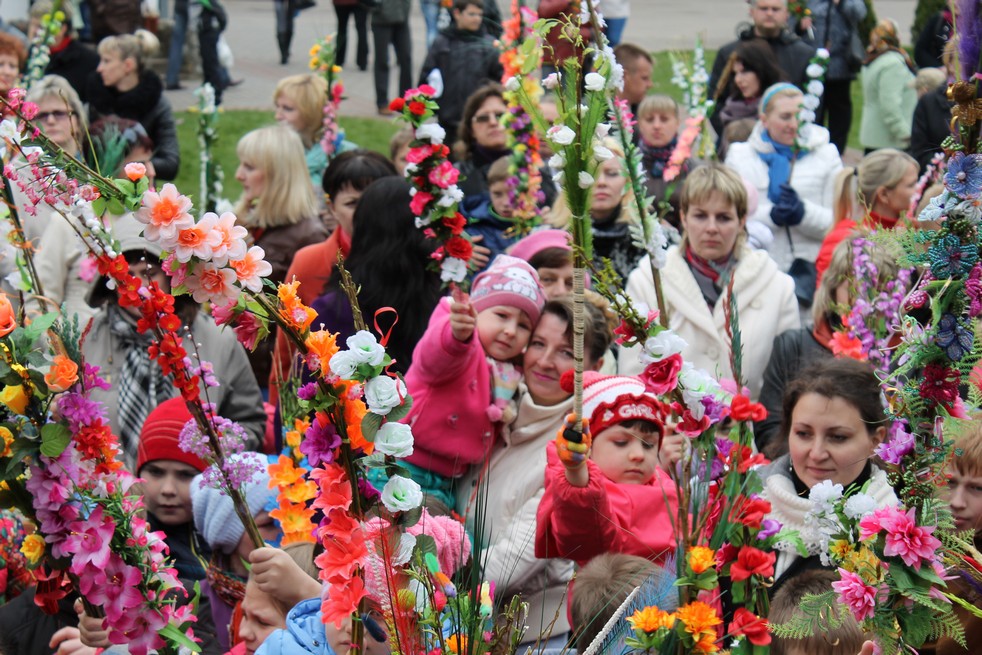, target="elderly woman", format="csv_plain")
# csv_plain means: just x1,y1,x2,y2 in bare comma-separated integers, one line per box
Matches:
759,358,896,595
725,82,842,308
618,163,799,399
859,19,917,152
457,296,612,649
